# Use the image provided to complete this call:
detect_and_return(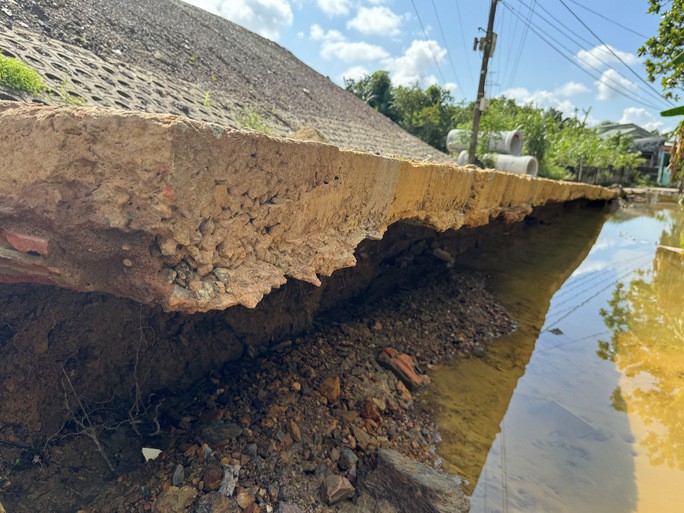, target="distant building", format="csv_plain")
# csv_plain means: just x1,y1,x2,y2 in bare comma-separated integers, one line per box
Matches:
596,123,667,167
